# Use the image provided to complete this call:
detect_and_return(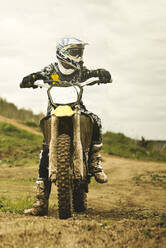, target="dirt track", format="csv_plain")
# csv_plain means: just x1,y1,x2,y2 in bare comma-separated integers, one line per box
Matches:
0,115,42,136
0,154,166,247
